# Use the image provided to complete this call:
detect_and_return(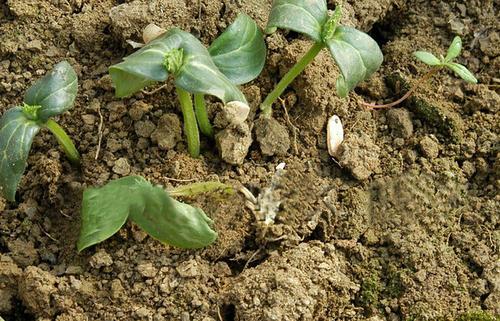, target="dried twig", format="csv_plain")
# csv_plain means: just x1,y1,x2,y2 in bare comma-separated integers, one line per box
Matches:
95,105,104,160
